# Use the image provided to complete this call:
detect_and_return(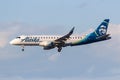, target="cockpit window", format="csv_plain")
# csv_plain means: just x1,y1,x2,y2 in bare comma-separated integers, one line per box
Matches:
16,37,21,39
